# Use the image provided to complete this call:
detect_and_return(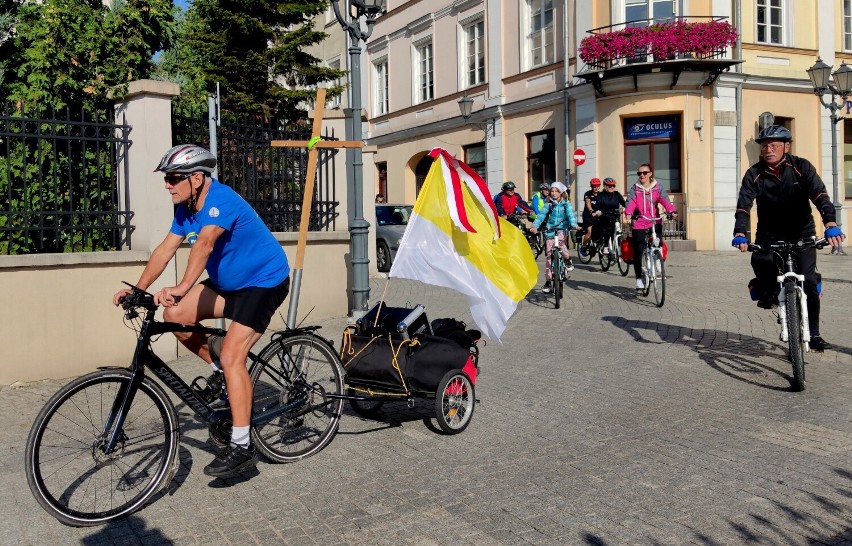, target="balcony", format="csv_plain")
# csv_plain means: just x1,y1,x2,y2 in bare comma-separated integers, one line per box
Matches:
575,17,741,96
